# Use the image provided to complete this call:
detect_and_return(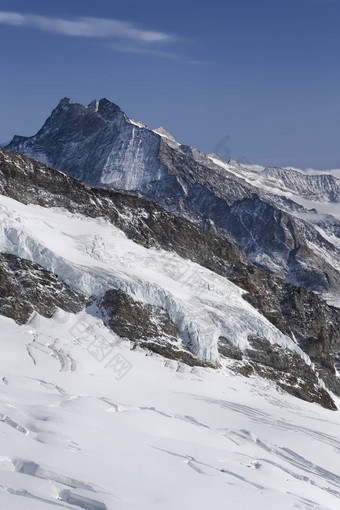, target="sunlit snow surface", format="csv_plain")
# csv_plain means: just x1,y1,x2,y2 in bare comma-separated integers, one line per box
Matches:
0,313,340,509
0,195,340,509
